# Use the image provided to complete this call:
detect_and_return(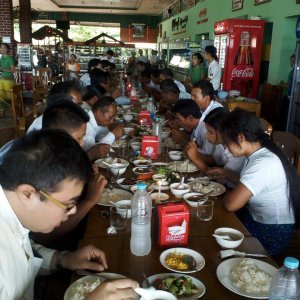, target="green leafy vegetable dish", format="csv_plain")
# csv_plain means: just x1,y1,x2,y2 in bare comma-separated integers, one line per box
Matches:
154,275,199,297
155,166,170,176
